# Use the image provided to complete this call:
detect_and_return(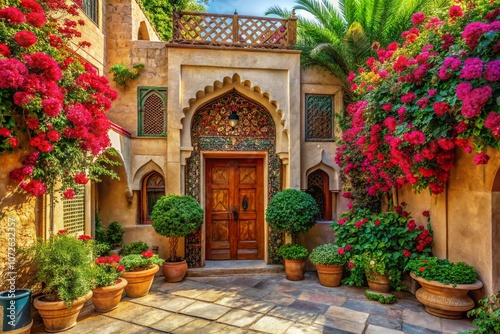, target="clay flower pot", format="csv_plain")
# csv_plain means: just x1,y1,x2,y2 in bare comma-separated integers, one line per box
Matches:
316,264,343,287
121,264,159,298
284,258,306,281
33,290,92,333
91,278,128,313
162,260,188,283
410,272,483,319
366,272,391,293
